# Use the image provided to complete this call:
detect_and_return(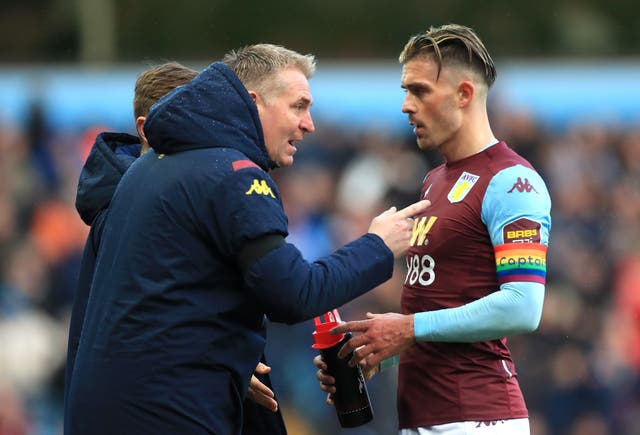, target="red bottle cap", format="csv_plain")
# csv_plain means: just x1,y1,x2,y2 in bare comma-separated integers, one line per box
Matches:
312,309,345,349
